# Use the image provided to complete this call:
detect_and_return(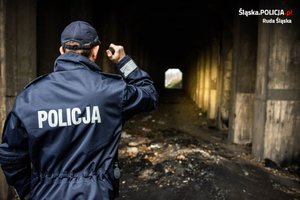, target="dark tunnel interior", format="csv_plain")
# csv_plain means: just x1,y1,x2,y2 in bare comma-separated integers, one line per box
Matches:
42,0,229,56
104,0,232,64
36,0,241,91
